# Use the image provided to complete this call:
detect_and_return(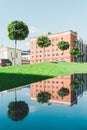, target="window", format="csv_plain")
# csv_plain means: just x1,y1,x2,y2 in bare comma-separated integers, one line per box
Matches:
47,81,50,83
56,38,58,41
61,37,63,40
52,39,54,42
61,81,63,84
11,52,12,58
16,53,18,58
52,81,55,83
56,96,58,99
